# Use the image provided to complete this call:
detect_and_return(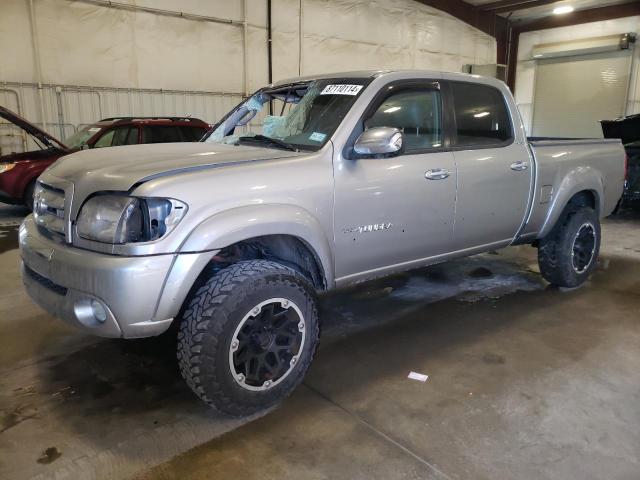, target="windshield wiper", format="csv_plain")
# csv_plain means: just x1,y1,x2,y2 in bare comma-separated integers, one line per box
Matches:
238,134,299,152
